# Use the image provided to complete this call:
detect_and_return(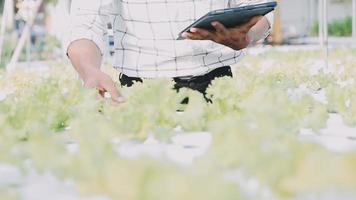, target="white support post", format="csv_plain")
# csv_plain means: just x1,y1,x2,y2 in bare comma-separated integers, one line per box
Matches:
66,0,72,13
319,0,328,69
323,0,328,46
5,0,14,30
26,27,31,67
353,0,356,41
0,0,10,64
319,0,328,47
